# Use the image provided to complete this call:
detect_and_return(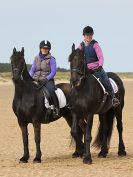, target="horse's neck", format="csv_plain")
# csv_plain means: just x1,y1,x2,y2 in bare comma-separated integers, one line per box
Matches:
22,65,33,81
14,79,35,100
14,81,24,98
14,66,34,96
77,75,97,95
